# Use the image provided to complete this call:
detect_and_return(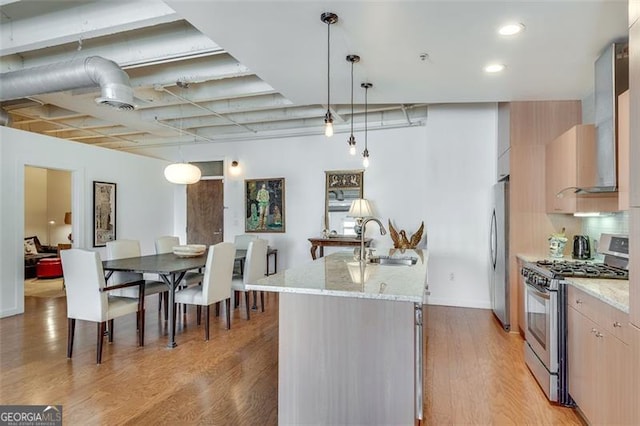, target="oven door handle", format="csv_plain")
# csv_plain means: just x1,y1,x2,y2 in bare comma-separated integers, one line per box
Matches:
526,283,550,300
